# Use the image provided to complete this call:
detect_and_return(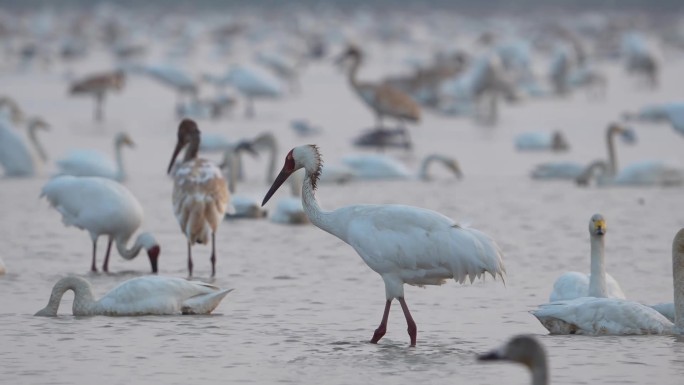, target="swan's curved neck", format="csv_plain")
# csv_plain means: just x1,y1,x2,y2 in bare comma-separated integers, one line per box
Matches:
673,234,684,332
28,124,47,162
36,277,96,316
530,361,549,385
606,127,618,176
418,155,441,180
588,233,607,297
301,167,335,235
347,56,361,88
115,234,145,260
114,142,127,181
